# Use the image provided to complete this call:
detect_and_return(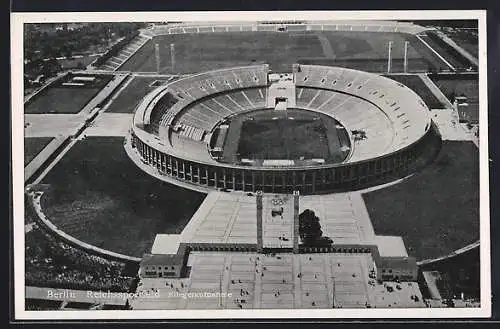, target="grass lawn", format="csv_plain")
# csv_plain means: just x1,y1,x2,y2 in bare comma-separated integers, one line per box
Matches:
121,32,325,74
24,137,53,165
25,88,102,114
430,74,479,123
223,109,343,163
363,141,479,260
384,74,446,109
120,31,449,74
443,28,478,58
105,76,168,113
25,74,113,114
40,137,206,257
419,32,474,70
